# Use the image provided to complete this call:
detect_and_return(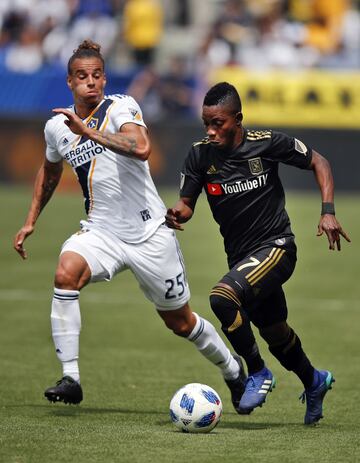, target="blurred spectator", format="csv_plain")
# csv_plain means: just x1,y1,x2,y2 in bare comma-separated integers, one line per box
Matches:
162,0,191,26
0,10,27,46
123,0,164,67
127,66,163,121
174,0,191,26
159,56,196,118
238,0,320,69
5,24,43,73
290,0,348,55
127,56,197,121
43,0,118,67
199,0,254,69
